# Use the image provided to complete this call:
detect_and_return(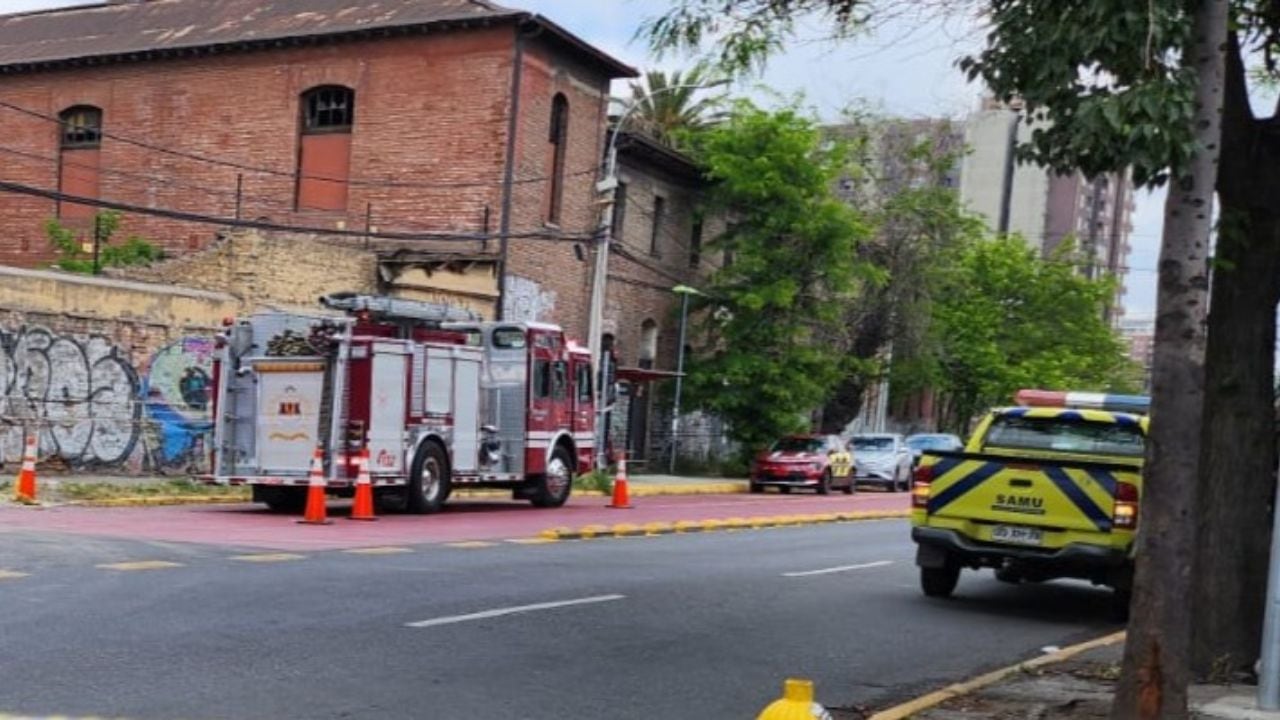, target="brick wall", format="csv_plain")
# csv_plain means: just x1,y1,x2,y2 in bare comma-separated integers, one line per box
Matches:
0,26,613,281
607,154,722,371
500,40,611,341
